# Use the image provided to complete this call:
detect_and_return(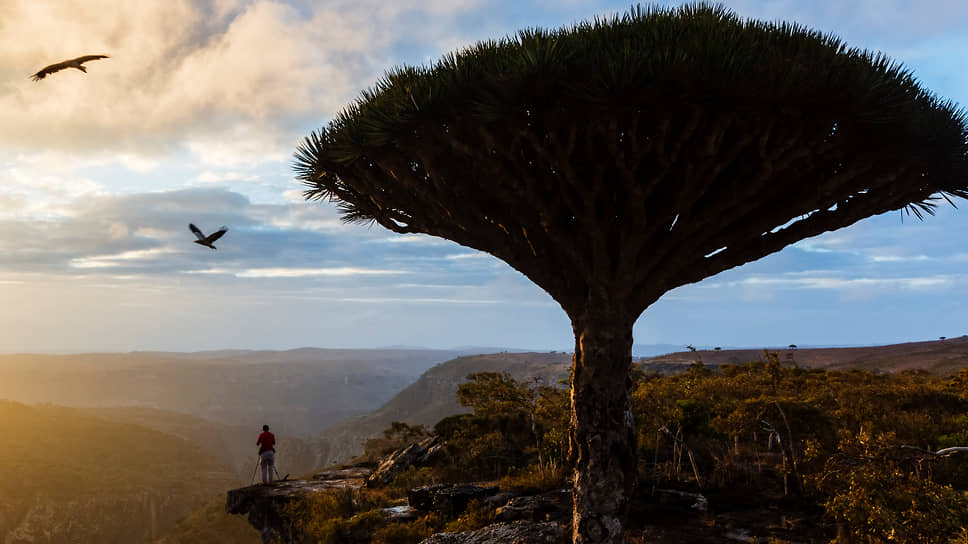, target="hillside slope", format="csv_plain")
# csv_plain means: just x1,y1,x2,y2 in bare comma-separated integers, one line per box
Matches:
79,406,322,482
153,496,260,544
314,351,572,465
314,338,968,467
0,400,247,544
0,348,459,436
